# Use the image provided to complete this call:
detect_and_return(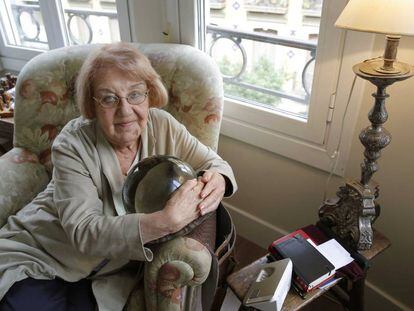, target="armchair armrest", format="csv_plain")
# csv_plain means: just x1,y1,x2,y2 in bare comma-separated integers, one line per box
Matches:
0,148,50,227
144,236,212,311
